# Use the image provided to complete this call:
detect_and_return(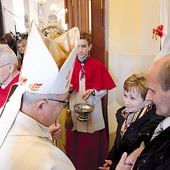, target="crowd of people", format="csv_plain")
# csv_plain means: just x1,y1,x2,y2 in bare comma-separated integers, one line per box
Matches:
0,21,170,170
0,32,28,70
